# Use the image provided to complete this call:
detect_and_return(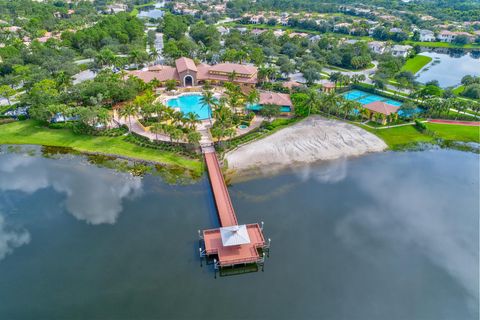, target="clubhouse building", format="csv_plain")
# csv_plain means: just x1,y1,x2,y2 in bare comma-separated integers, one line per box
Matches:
129,57,258,89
